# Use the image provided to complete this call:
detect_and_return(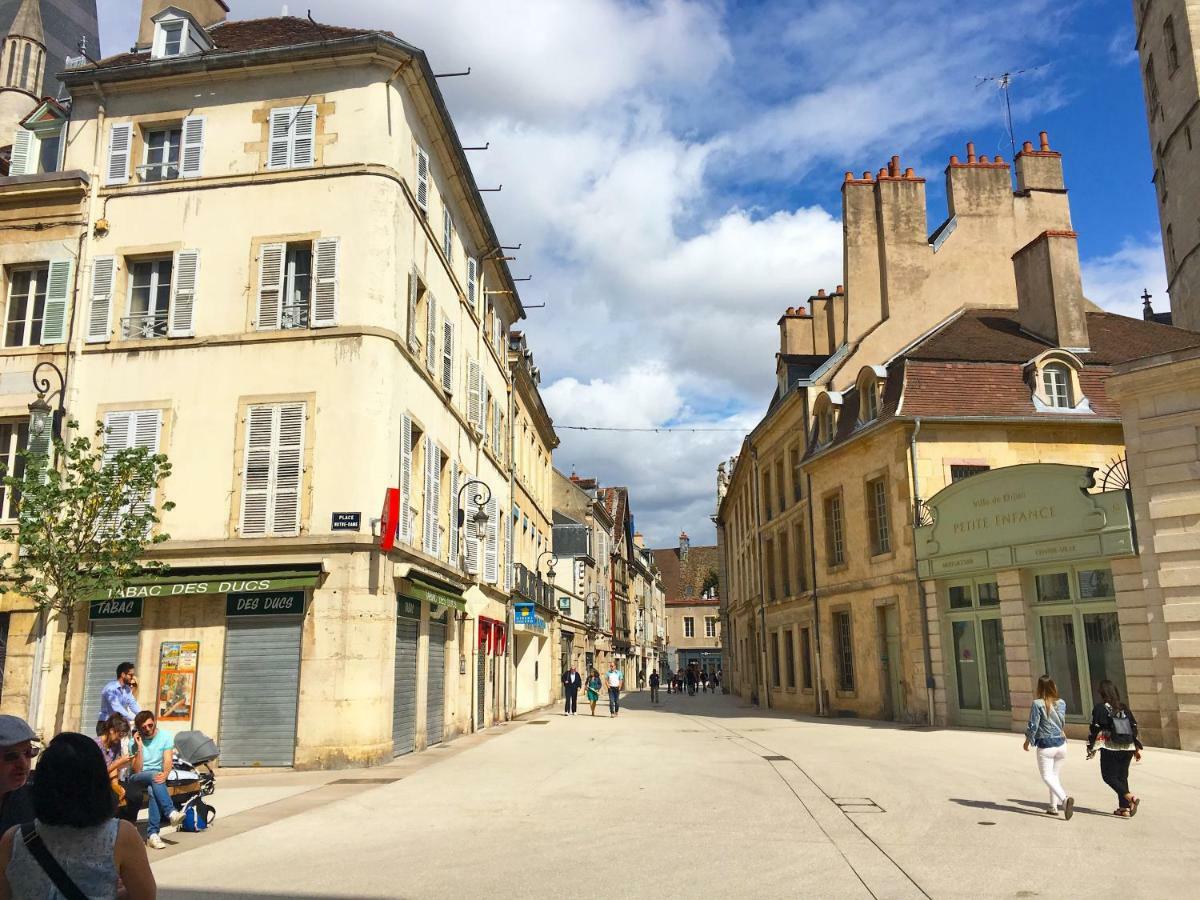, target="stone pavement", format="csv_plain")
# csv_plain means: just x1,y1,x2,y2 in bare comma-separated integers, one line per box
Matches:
151,690,1200,899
